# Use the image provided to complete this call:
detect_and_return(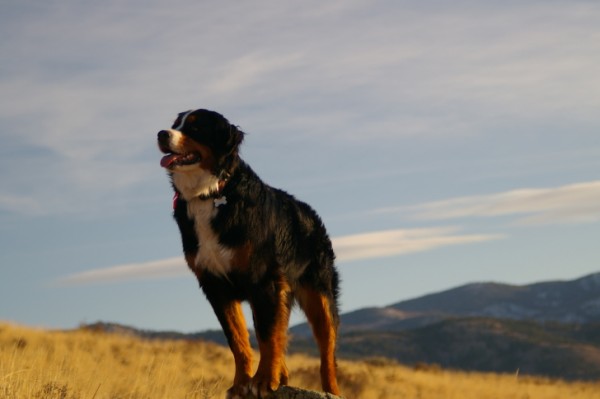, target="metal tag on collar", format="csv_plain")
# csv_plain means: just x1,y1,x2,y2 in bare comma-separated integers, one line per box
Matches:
214,196,227,207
